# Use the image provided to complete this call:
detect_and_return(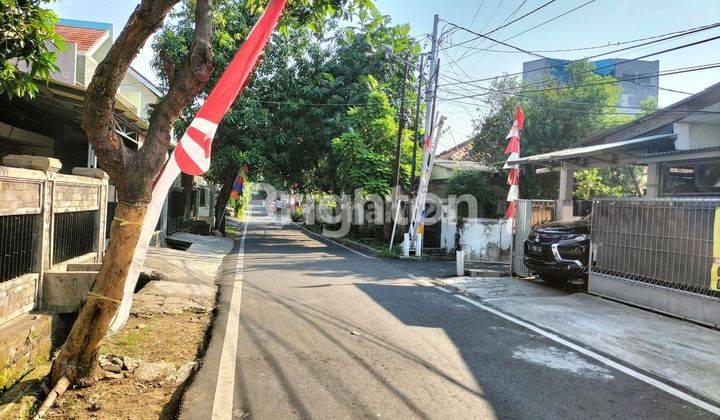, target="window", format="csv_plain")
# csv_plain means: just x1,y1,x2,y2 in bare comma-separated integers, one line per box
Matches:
661,159,720,196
